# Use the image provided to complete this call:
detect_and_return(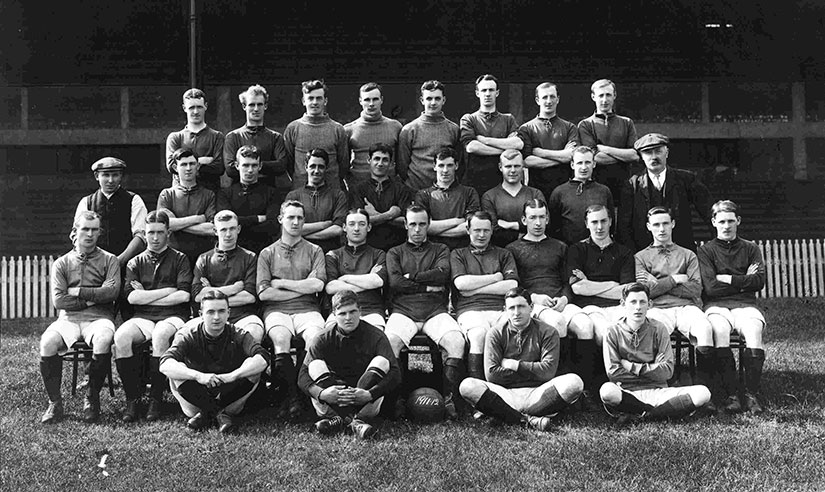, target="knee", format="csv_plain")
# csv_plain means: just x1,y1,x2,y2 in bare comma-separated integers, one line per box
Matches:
458,378,486,403
367,356,390,374
92,331,114,352
440,332,465,356
466,328,486,350
40,331,63,356
568,314,594,339
689,386,712,407
556,373,584,402
385,333,405,356
307,359,330,380
599,382,622,406
267,327,292,350
740,322,764,344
